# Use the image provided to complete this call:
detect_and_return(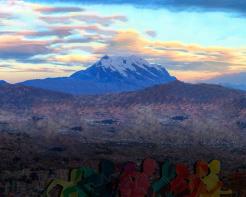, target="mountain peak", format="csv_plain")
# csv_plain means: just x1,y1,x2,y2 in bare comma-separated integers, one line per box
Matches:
94,55,163,77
